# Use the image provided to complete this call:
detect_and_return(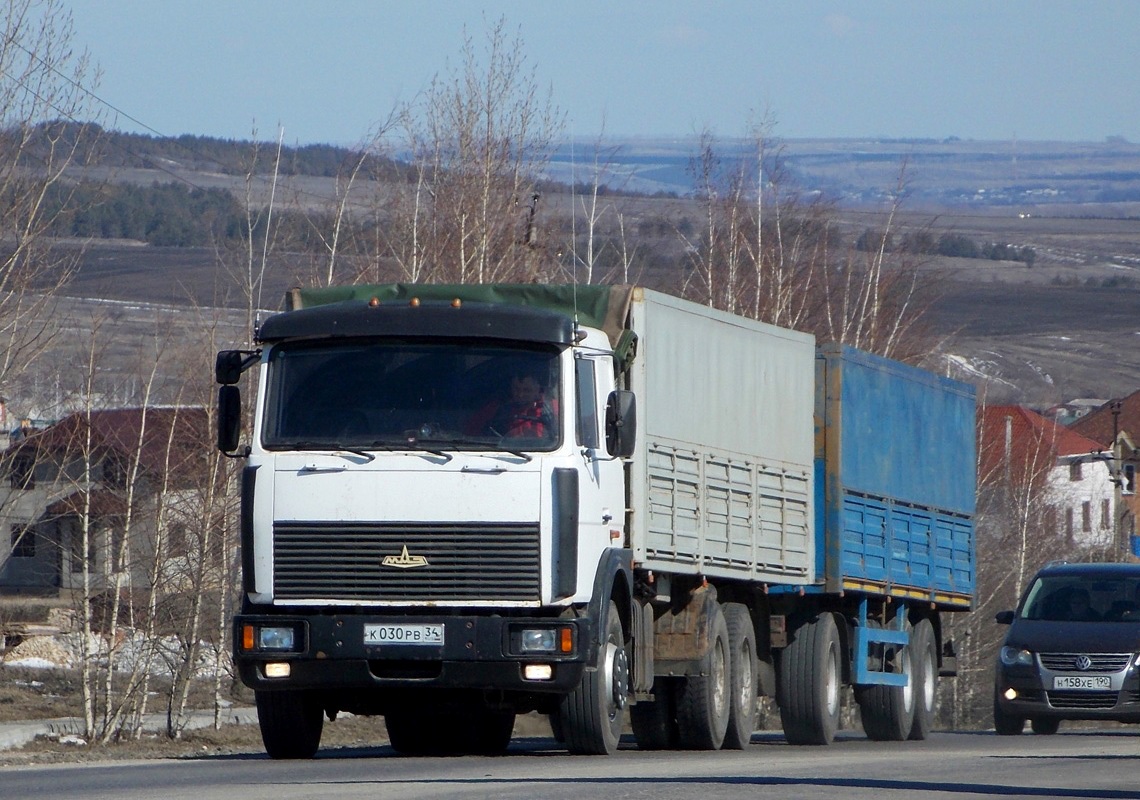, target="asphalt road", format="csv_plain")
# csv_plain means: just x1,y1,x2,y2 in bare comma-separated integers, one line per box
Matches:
4,729,1140,800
